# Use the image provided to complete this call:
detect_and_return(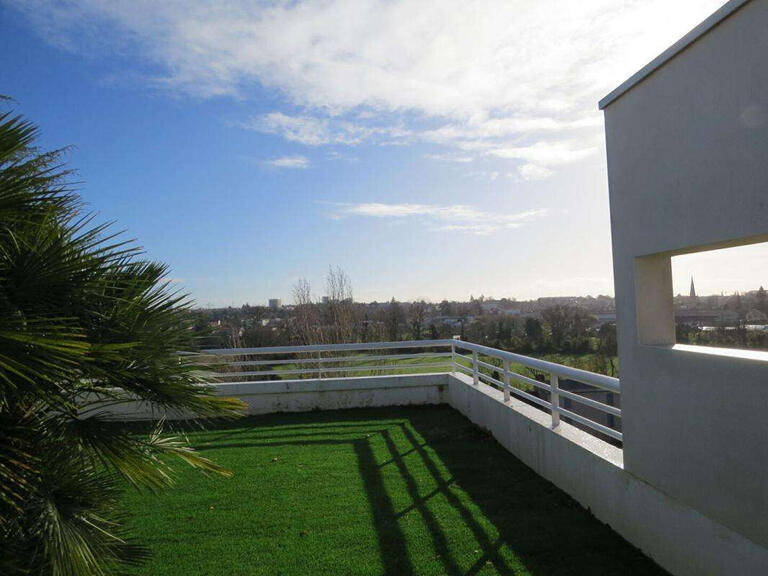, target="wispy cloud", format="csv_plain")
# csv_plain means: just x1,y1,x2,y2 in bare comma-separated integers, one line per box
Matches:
11,0,725,179
487,140,599,179
329,202,546,235
248,112,363,146
265,155,310,169
516,165,554,182
424,153,474,164
245,112,413,147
